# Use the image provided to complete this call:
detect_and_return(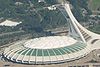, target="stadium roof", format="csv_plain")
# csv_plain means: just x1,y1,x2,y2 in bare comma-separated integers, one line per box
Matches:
3,36,91,64
24,36,77,49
